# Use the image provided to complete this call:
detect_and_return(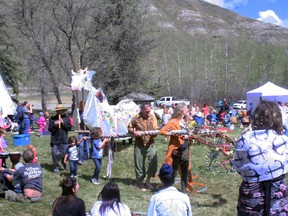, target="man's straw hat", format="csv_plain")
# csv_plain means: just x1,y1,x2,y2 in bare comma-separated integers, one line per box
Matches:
54,104,68,111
